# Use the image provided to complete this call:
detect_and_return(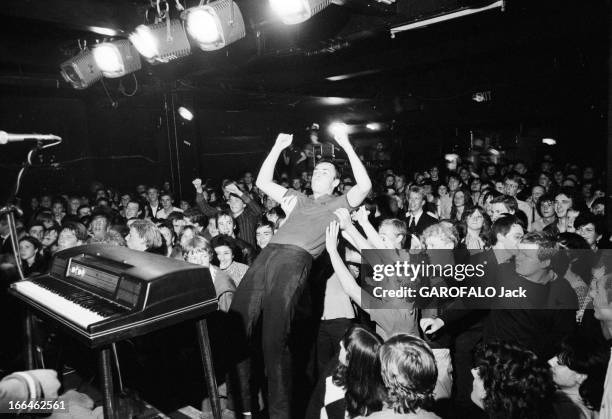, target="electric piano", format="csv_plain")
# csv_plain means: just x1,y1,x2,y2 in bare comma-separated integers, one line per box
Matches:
9,244,223,419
